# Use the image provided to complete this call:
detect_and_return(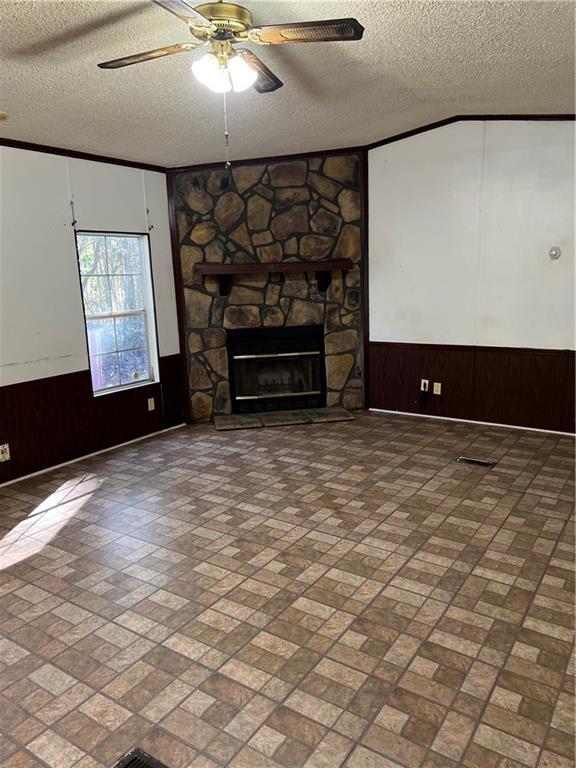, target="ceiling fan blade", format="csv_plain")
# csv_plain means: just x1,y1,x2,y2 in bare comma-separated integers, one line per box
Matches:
151,0,214,29
249,18,364,45
236,49,283,93
98,43,198,69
